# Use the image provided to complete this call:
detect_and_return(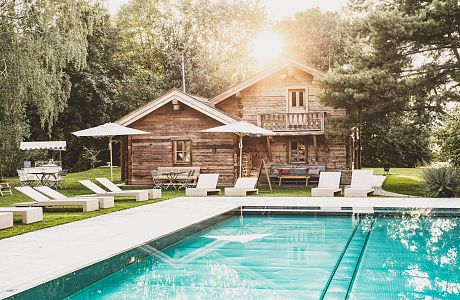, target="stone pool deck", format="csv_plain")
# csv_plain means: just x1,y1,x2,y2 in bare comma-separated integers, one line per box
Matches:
1,196,460,299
